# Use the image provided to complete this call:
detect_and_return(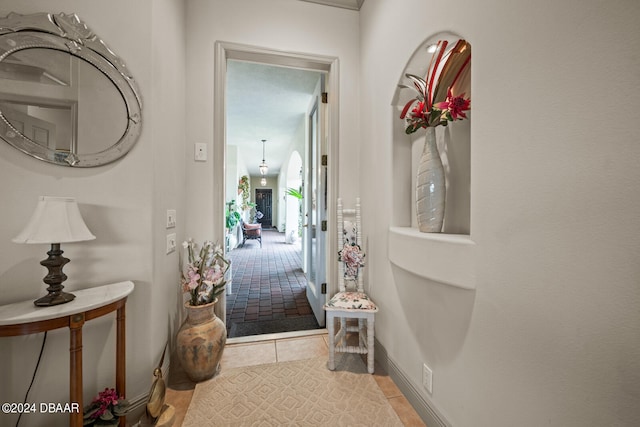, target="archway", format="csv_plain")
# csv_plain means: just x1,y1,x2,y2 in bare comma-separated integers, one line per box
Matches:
284,151,303,244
